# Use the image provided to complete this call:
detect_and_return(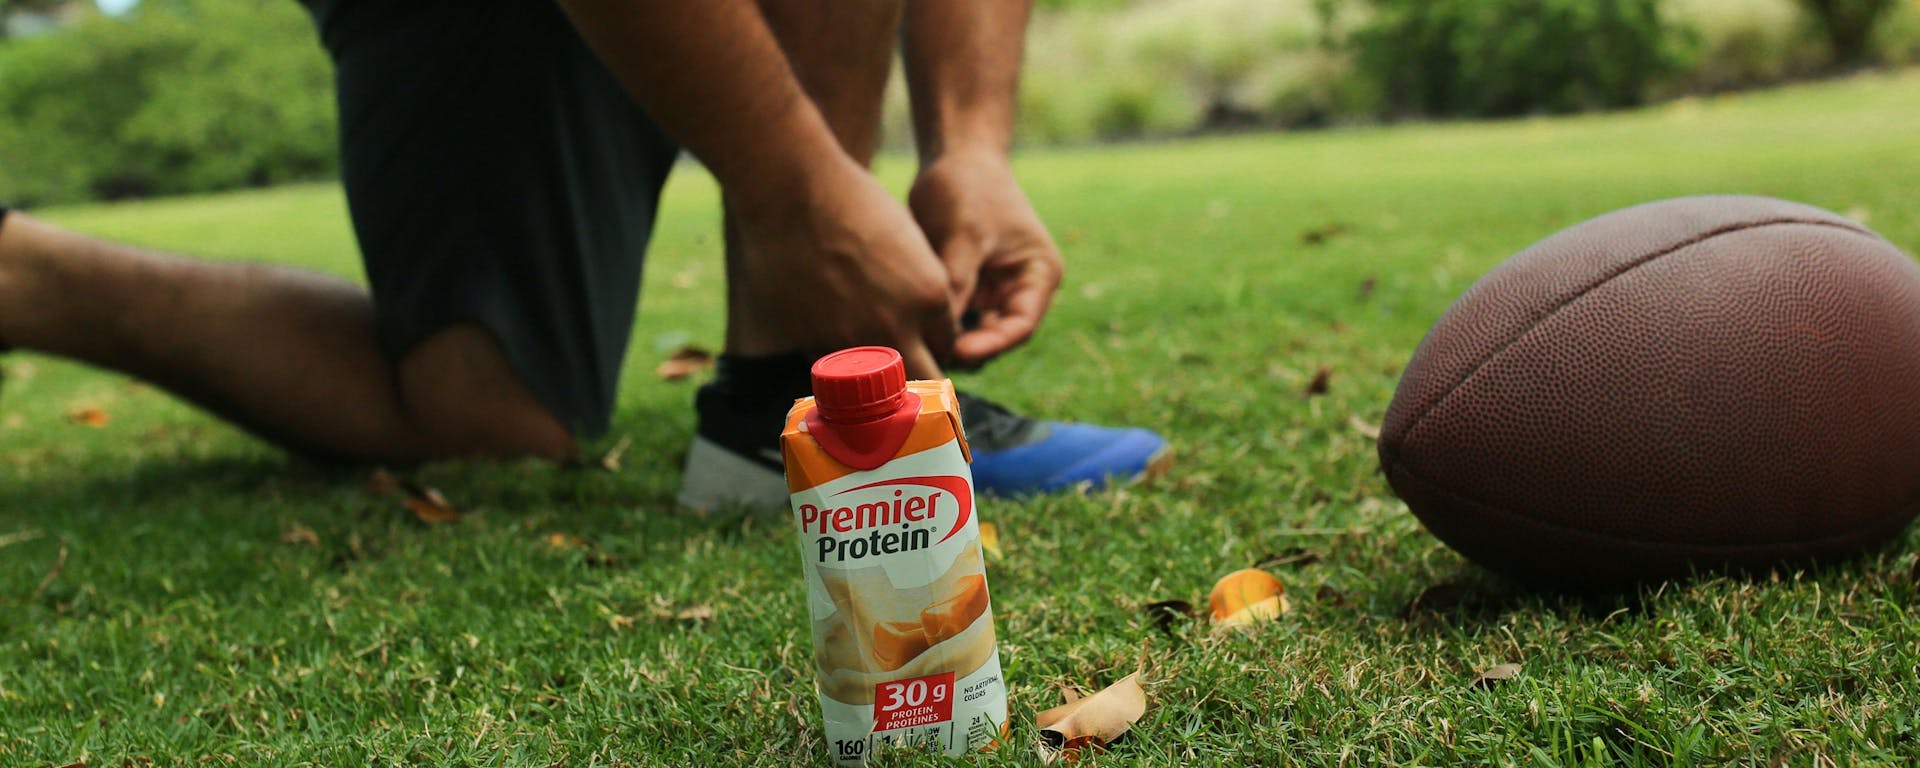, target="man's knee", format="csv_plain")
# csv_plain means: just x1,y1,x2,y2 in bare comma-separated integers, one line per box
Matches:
397,324,575,459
